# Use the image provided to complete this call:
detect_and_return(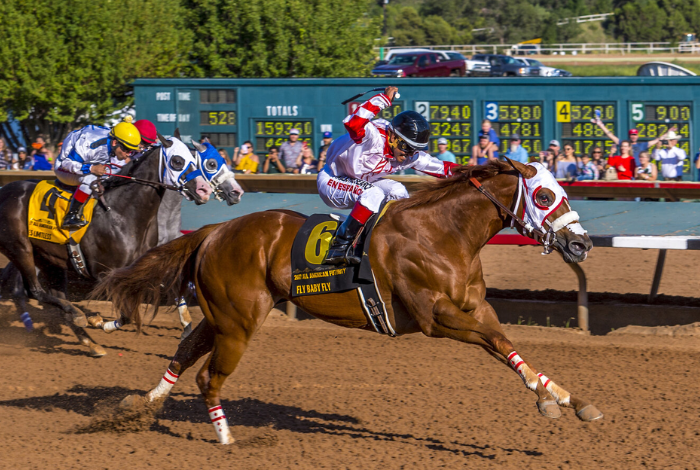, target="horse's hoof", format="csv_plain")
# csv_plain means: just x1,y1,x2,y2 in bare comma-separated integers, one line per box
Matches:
72,313,88,328
87,315,104,328
180,323,192,341
537,399,562,419
576,404,604,422
119,394,146,409
89,344,107,357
